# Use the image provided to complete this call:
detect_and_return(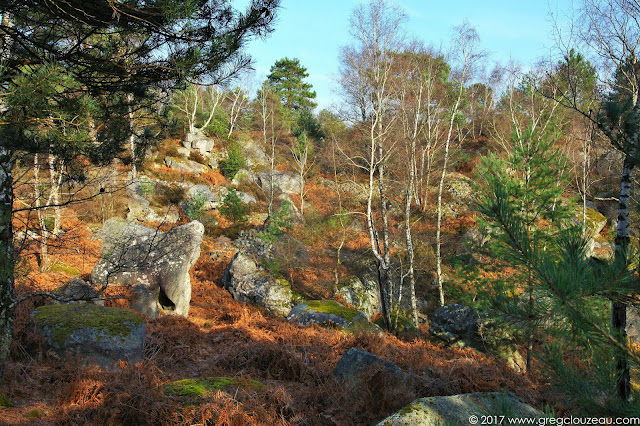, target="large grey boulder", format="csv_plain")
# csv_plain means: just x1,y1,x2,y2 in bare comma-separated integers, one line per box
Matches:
334,348,407,383
222,252,294,317
241,140,269,167
376,392,542,425
91,218,204,317
164,156,210,174
32,304,145,367
431,305,525,372
334,275,380,320
287,300,367,328
183,132,215,155
257,170,303,195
